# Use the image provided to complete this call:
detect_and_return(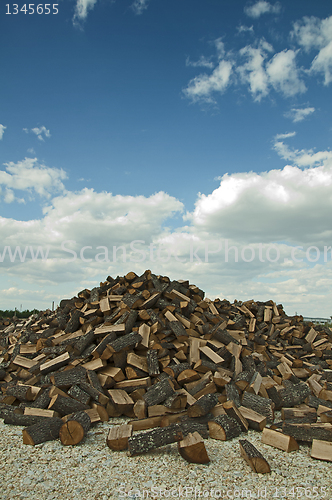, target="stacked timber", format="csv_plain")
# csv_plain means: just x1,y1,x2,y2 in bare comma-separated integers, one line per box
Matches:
1,270,332,466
